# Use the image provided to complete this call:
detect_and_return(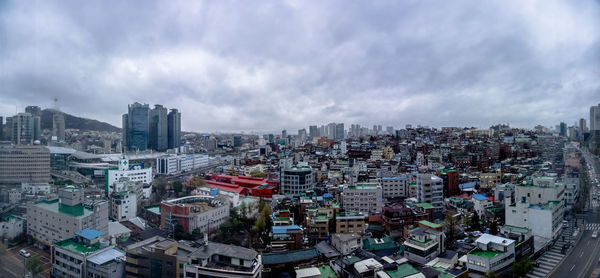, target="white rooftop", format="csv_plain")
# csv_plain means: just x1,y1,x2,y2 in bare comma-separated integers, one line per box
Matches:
295,267,321,278
87,248,125,265
475,234,515,246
